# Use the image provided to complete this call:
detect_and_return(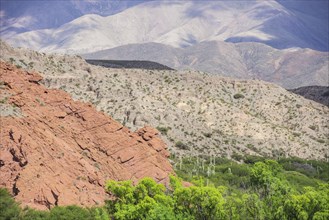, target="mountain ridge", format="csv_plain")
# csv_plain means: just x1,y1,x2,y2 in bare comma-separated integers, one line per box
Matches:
3,0,328,54
83,40,329,89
